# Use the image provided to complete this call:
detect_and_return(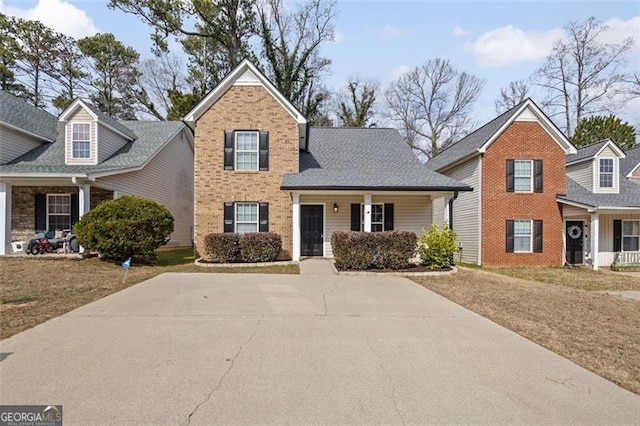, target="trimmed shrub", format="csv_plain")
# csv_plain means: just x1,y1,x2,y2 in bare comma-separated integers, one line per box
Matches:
331,231,417,270
203,233,240,263
74,195,174,263
238,232,282,262
417,224,458,269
